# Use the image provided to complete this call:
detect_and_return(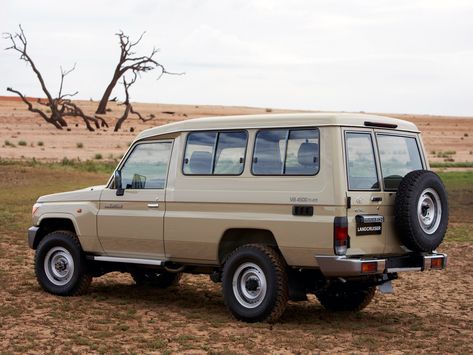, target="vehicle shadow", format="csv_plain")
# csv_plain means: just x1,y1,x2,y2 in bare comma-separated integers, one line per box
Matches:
83,277,423,329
